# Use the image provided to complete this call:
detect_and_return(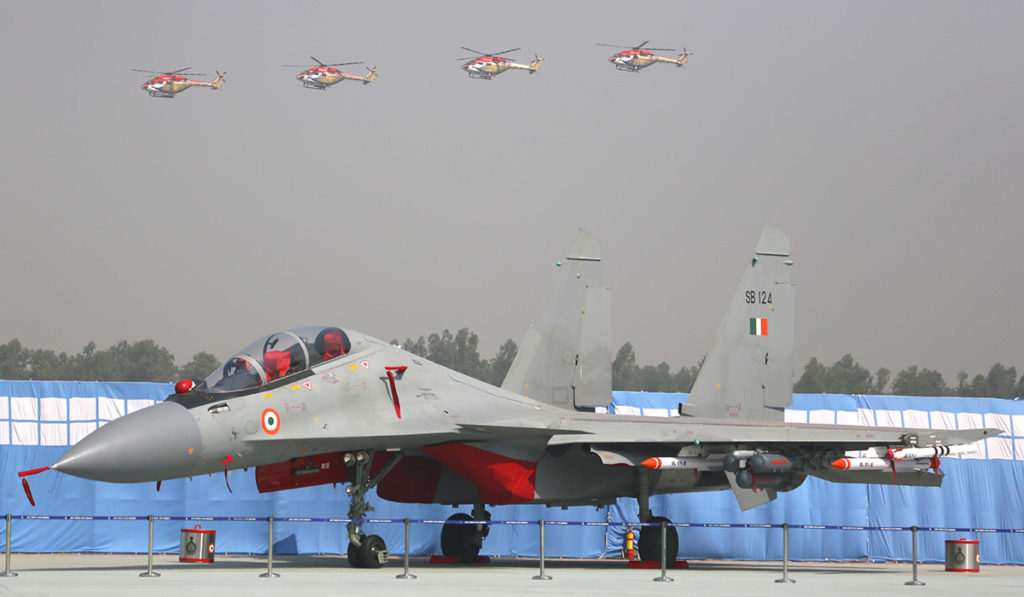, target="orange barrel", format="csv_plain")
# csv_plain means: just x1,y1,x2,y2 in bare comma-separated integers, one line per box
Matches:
179,525,216,563
944,538,979,572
